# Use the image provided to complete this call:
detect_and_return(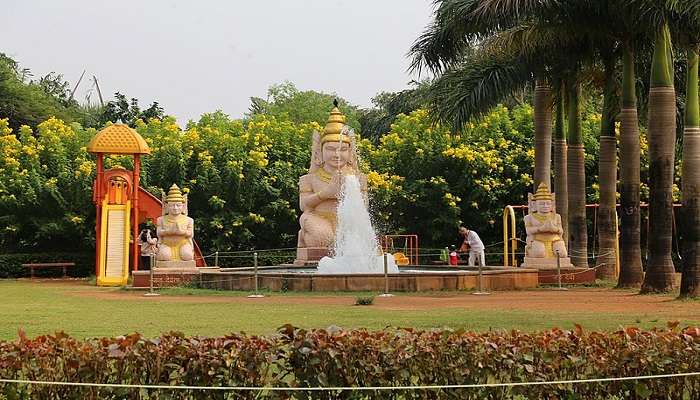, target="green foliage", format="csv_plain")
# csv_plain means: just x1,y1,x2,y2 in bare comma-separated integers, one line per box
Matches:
361,105,536,248
247,81,361,131
0,54,78,131
1,99,617,257
0,252,93,278
100,92,164,127
358,80,431,143
138,113,319,253
0,326,698,399
0,118,96,251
